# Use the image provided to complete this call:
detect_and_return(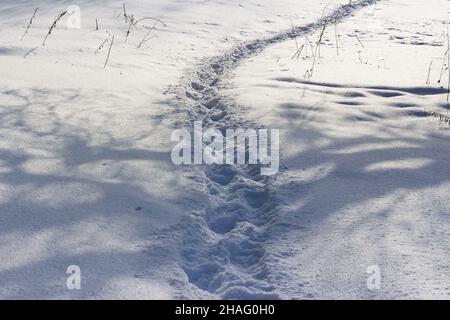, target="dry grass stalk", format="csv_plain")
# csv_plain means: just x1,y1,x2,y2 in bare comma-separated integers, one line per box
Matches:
425,108,450,127
123,2,128,23
437,49,448,84
354,33,364,48
447,22,450,102
137,25,159,48
95,38,109,55
134,17,167,27
104,34,115,68
125,16,166,42
291,44,304,60
334,23,339,56
42,10,67,46
21,8,39,41
306,24,326,78
426,60,433,85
